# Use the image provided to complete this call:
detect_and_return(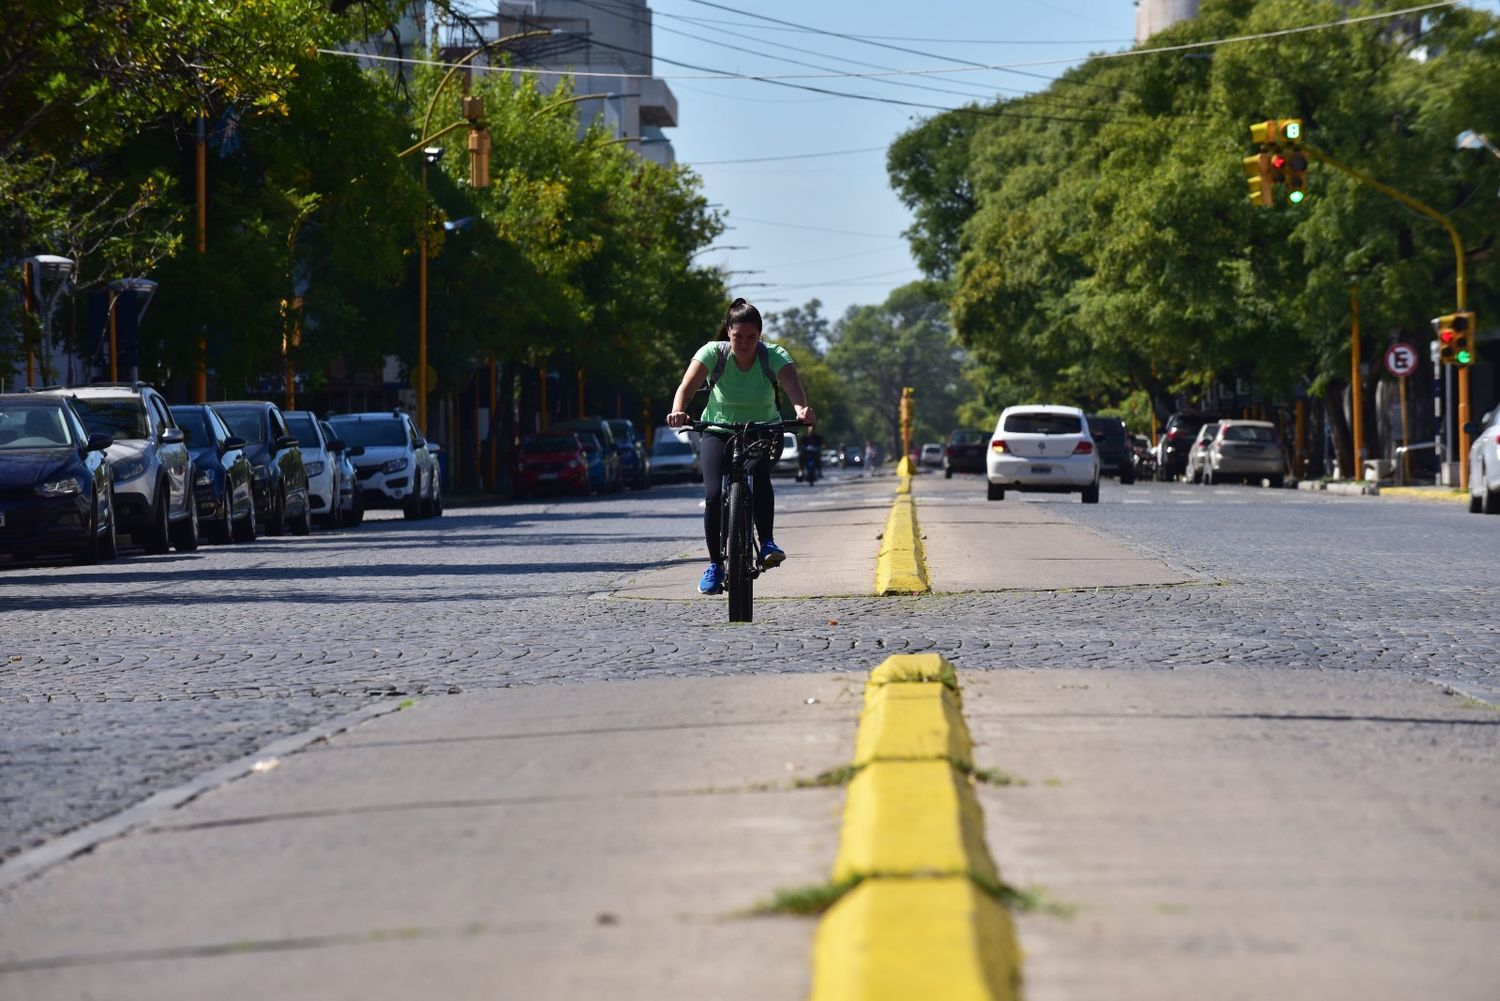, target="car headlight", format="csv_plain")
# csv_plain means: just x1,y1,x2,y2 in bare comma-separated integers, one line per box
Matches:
382,457,409,474
567,458,581,469
305,461,325,476
36,478,82,497
195,470,213,486
112,458,147,482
